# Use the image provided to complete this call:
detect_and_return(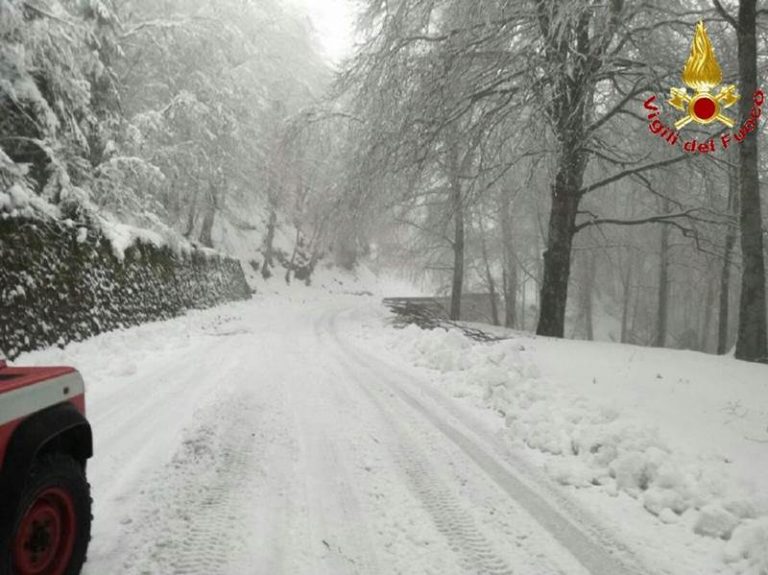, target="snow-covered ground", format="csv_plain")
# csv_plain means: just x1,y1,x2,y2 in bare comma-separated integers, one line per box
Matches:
370,316,768,575
15,290,768,575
